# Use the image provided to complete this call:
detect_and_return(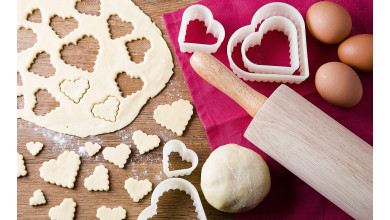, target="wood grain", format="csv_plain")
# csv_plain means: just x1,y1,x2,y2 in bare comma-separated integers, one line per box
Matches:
17,1,235,219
